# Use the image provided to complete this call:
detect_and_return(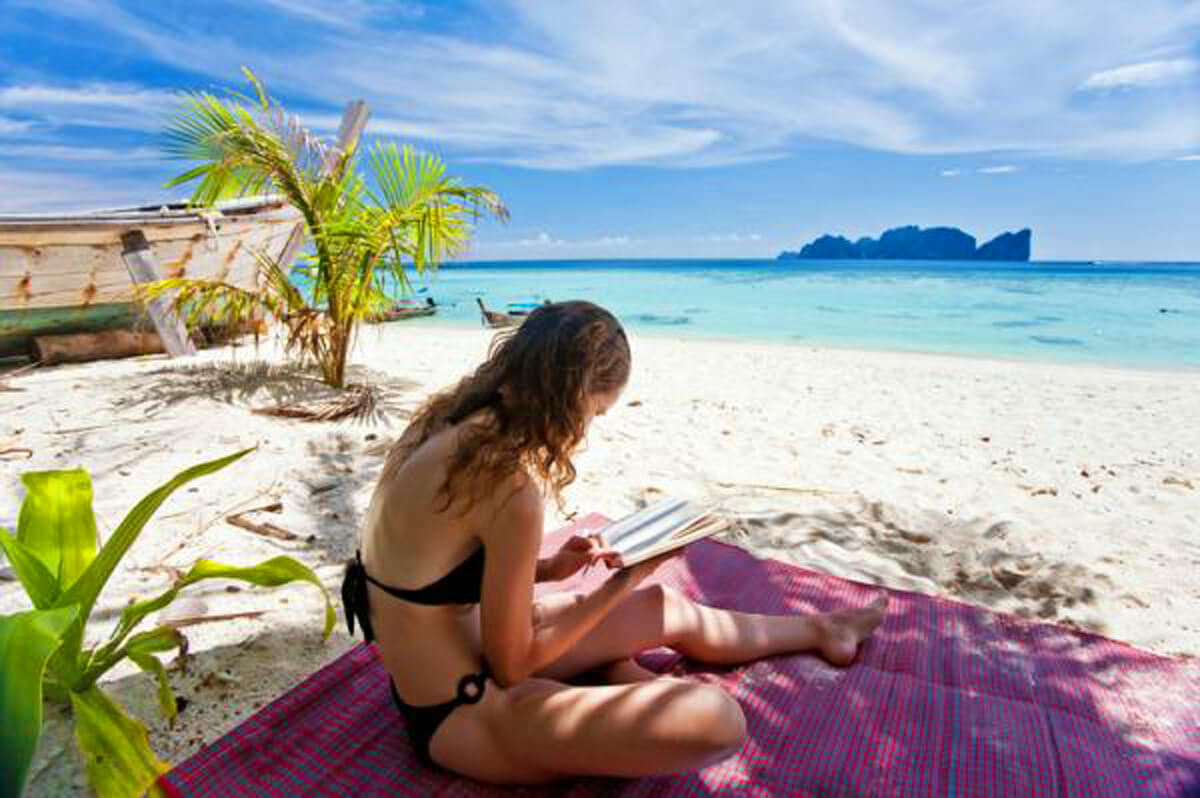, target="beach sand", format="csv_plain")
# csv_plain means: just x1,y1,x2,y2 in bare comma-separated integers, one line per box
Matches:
3,323,1198,794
